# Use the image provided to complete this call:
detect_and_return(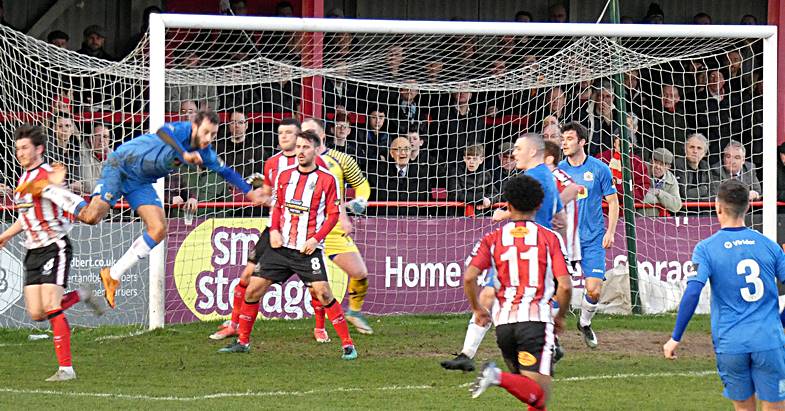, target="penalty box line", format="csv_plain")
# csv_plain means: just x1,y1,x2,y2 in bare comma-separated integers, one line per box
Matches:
0,370,716,401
